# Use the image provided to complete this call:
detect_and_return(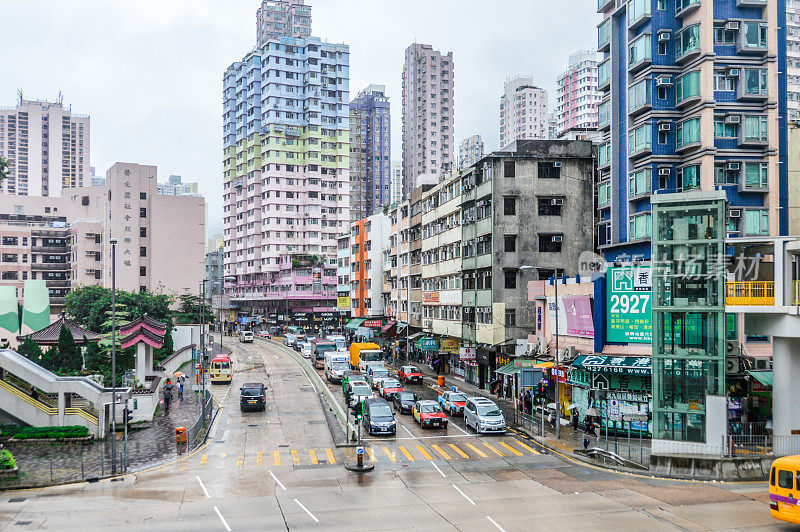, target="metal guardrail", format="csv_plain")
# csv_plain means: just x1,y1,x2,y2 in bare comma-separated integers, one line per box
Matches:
725,281,775,305
723,435,800,457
